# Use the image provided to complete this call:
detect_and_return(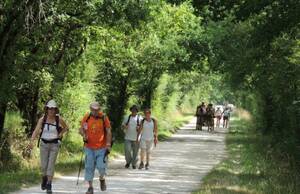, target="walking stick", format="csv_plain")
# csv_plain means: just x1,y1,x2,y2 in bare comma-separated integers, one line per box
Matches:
76,142,86,186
